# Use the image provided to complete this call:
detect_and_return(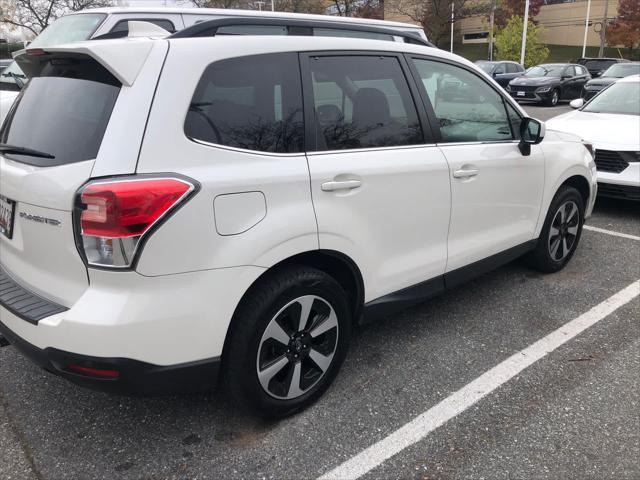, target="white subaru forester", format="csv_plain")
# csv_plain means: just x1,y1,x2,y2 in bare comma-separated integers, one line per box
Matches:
0,32,596,417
